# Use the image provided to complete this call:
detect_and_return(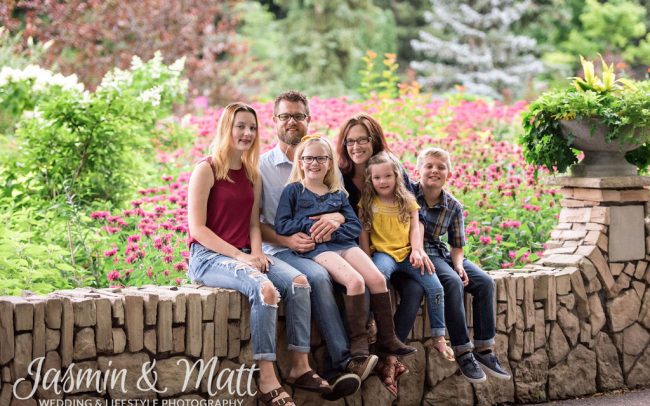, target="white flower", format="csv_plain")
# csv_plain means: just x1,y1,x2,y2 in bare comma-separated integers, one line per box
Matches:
169,57,186,73
130,55,144,71
137,86,162,107
98,68,132,91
